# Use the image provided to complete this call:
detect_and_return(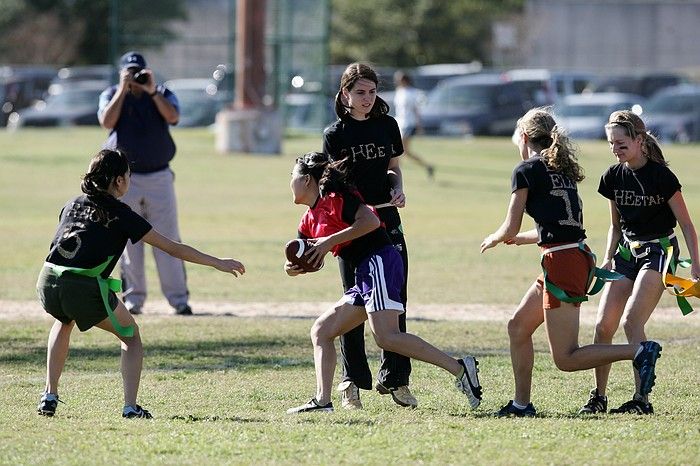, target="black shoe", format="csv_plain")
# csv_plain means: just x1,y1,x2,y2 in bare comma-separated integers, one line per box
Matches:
175,304,193,316
427,165,435,179
496,400,537,417
122,404,153,419
609,398,654,415
633,341,662,396
578,388,608,414
37,393,62,417
286,398,334,414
